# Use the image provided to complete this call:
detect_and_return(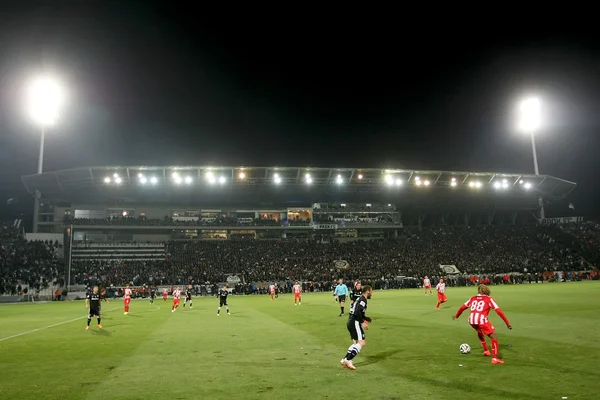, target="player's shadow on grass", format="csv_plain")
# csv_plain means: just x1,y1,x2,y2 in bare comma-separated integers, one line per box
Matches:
354,348,402,367
90,329,111,336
